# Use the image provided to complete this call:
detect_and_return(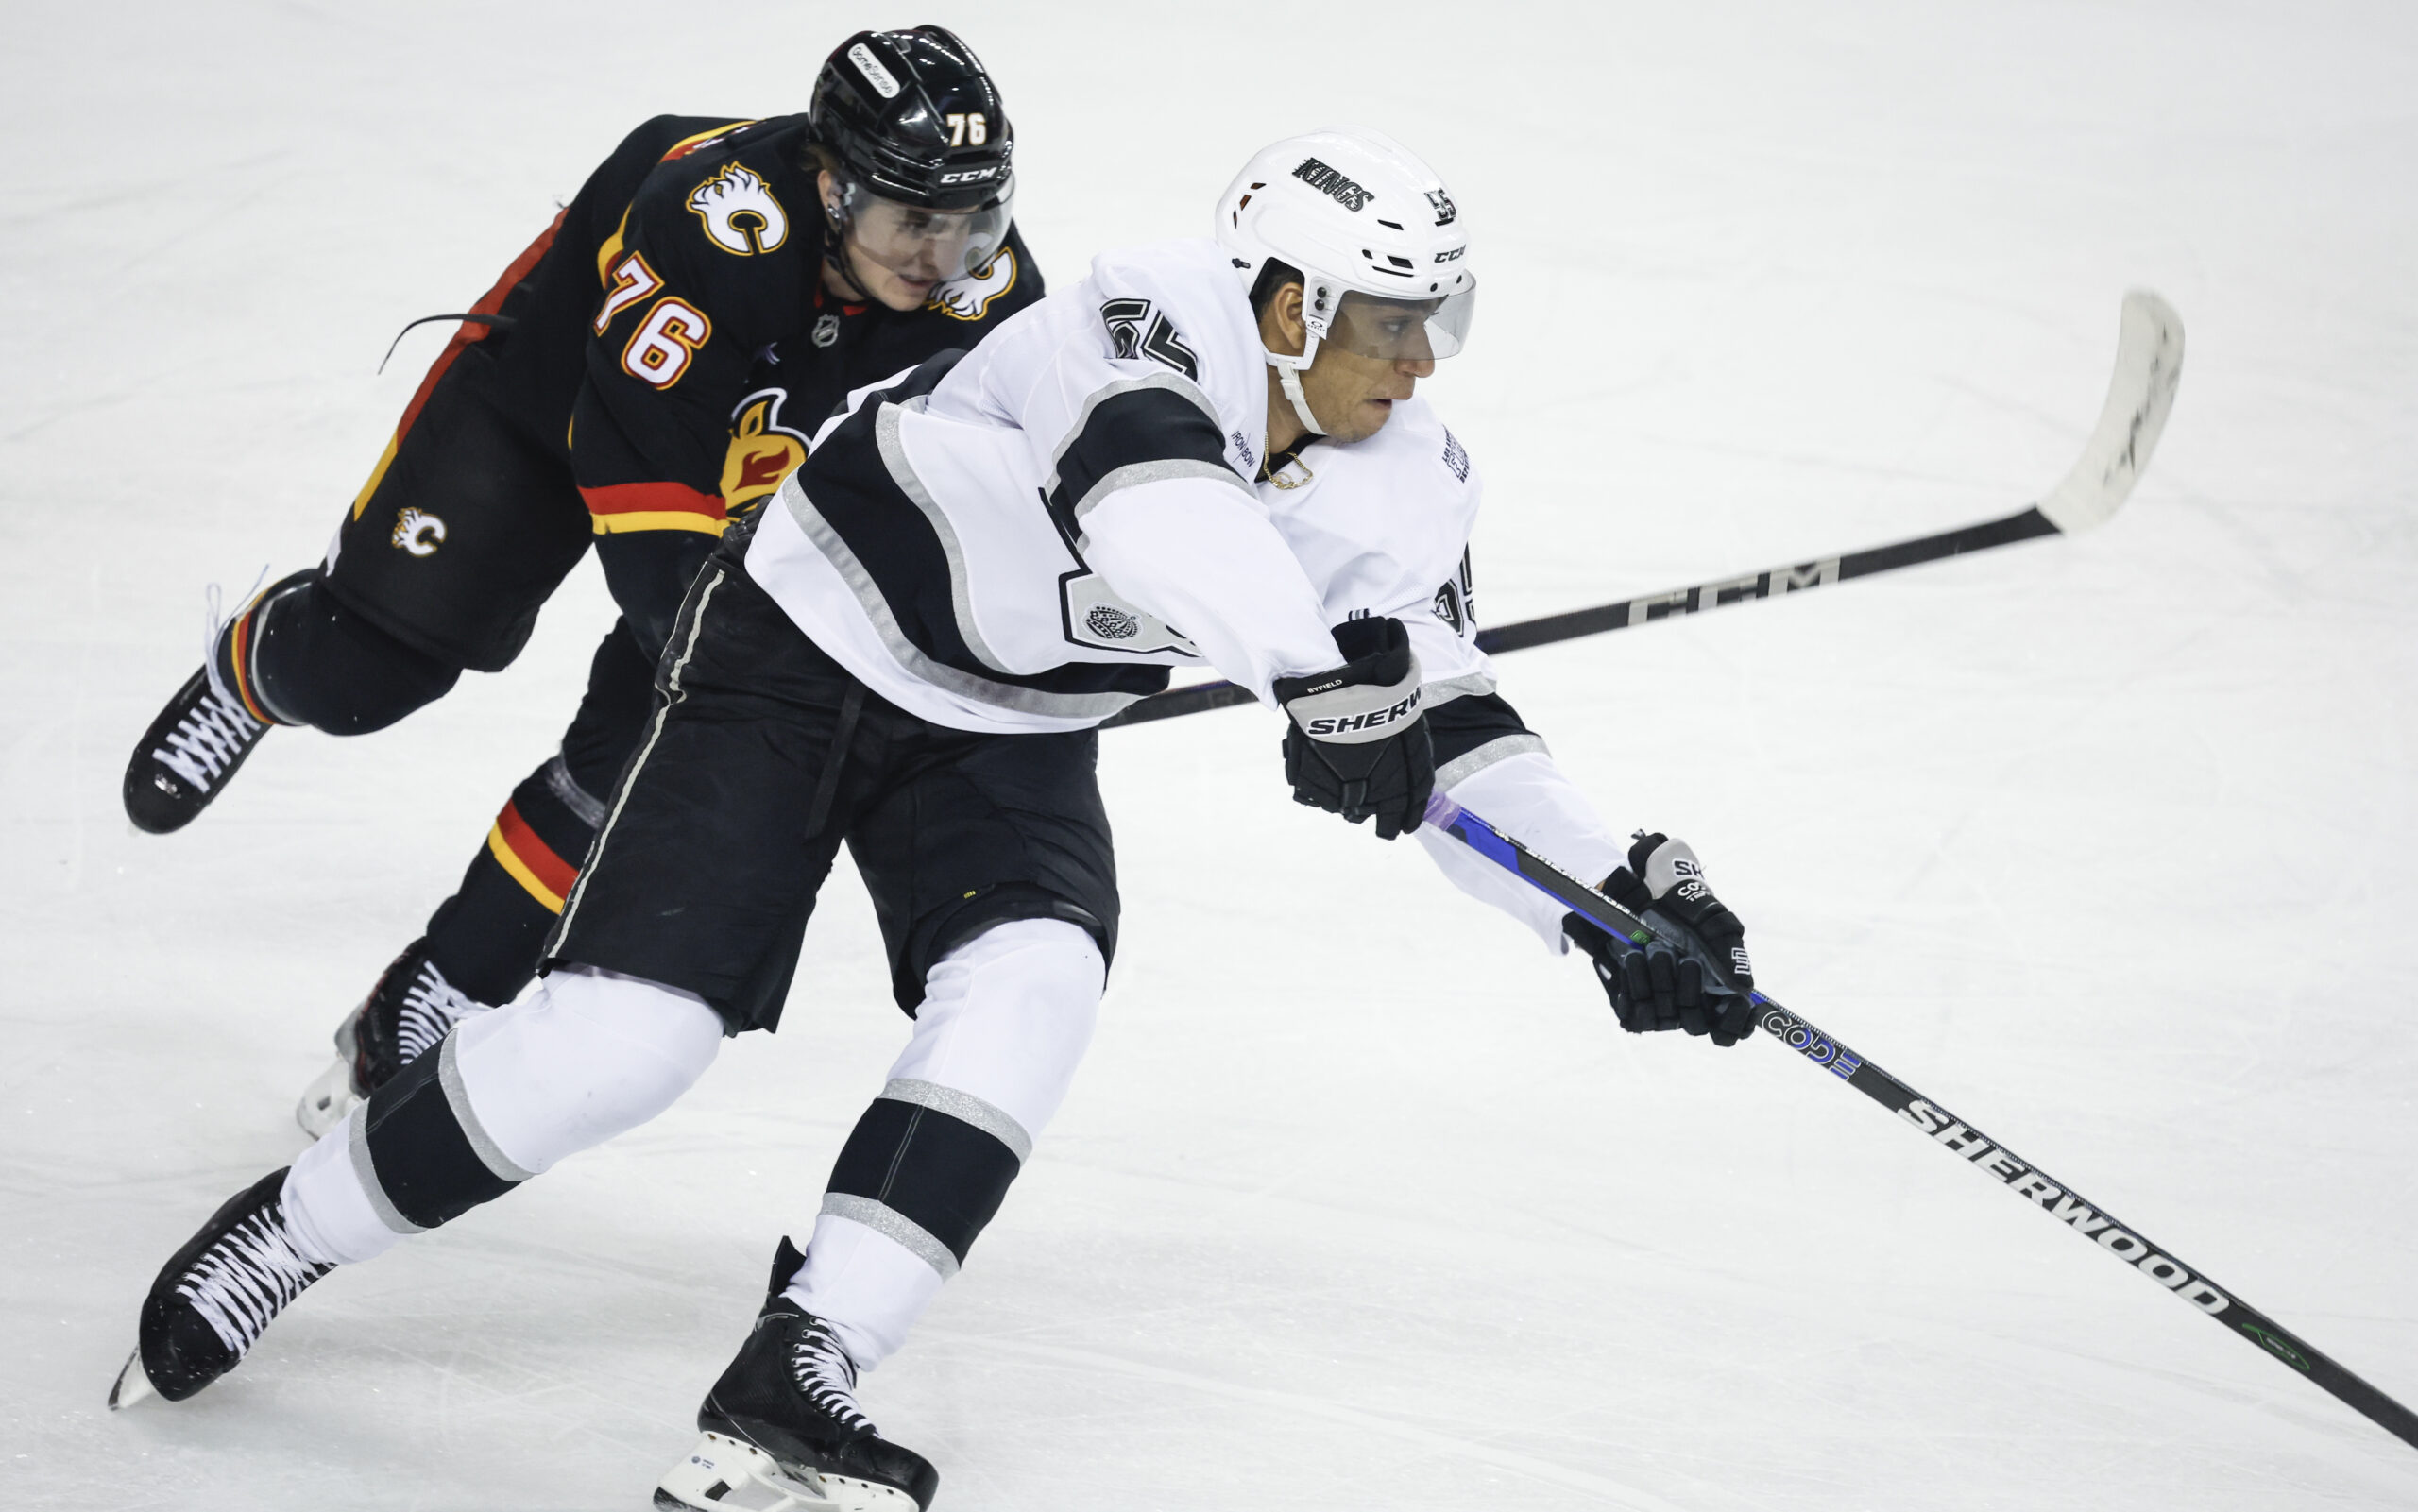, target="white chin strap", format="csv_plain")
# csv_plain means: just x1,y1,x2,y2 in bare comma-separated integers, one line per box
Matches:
1277,348,1325,436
